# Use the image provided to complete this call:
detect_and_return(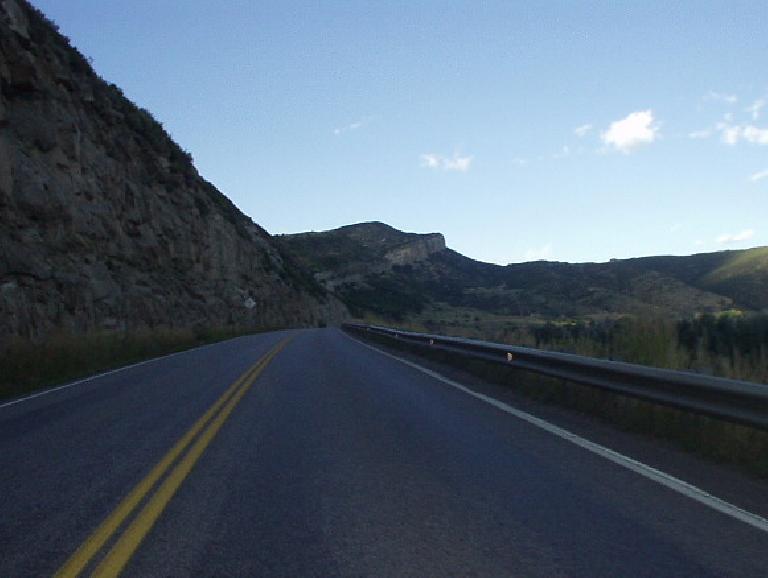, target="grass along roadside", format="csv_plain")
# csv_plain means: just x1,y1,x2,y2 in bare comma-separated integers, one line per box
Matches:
366,311,768,385
0,325,270,401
